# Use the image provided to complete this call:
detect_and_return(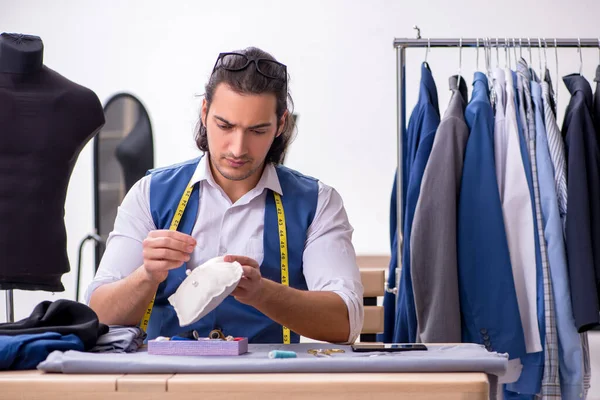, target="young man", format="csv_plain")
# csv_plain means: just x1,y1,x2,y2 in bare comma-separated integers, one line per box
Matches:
86,47,364,344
